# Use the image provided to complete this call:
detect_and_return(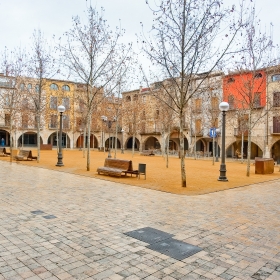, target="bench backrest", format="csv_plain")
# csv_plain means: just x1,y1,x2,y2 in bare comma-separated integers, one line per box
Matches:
104,158,132,171
18,150,31,157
